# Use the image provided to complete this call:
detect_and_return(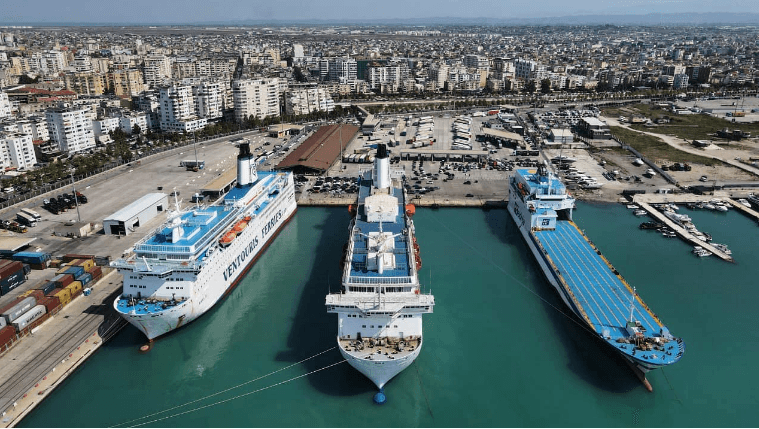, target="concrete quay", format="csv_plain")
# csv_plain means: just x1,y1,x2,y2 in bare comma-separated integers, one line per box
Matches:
297,191,507,208
636,202,734,262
